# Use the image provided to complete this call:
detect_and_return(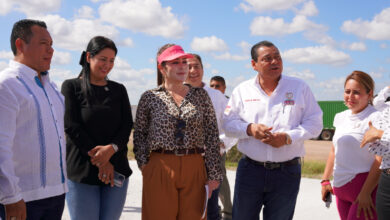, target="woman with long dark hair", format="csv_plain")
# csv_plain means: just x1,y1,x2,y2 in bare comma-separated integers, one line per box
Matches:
133,44,222,220
61,36,133,220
